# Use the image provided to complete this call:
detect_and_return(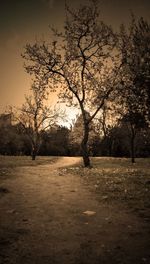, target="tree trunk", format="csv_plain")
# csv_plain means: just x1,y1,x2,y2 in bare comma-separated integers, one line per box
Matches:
32,152,36,160
131,135,135,163
108,138,113,157
130,124,136,163
81,123,91,167
31,145,37,160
